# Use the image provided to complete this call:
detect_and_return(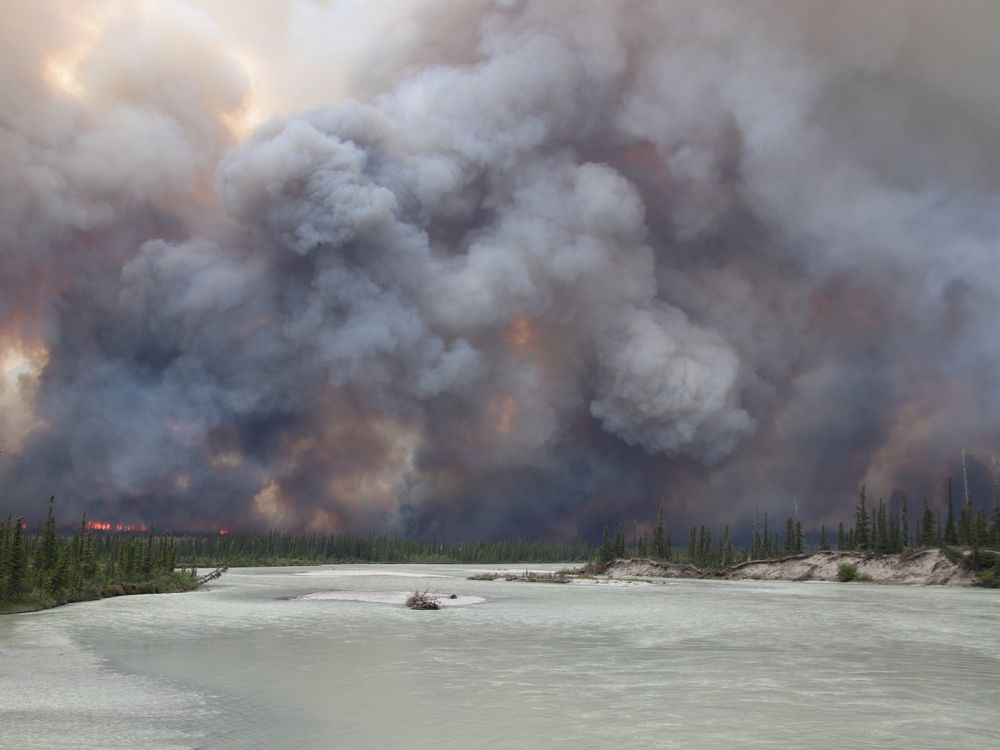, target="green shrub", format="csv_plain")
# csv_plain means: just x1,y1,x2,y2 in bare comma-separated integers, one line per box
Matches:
837,563,872,582
964,548,999,572
975,563,1000,588
837,563,859,582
